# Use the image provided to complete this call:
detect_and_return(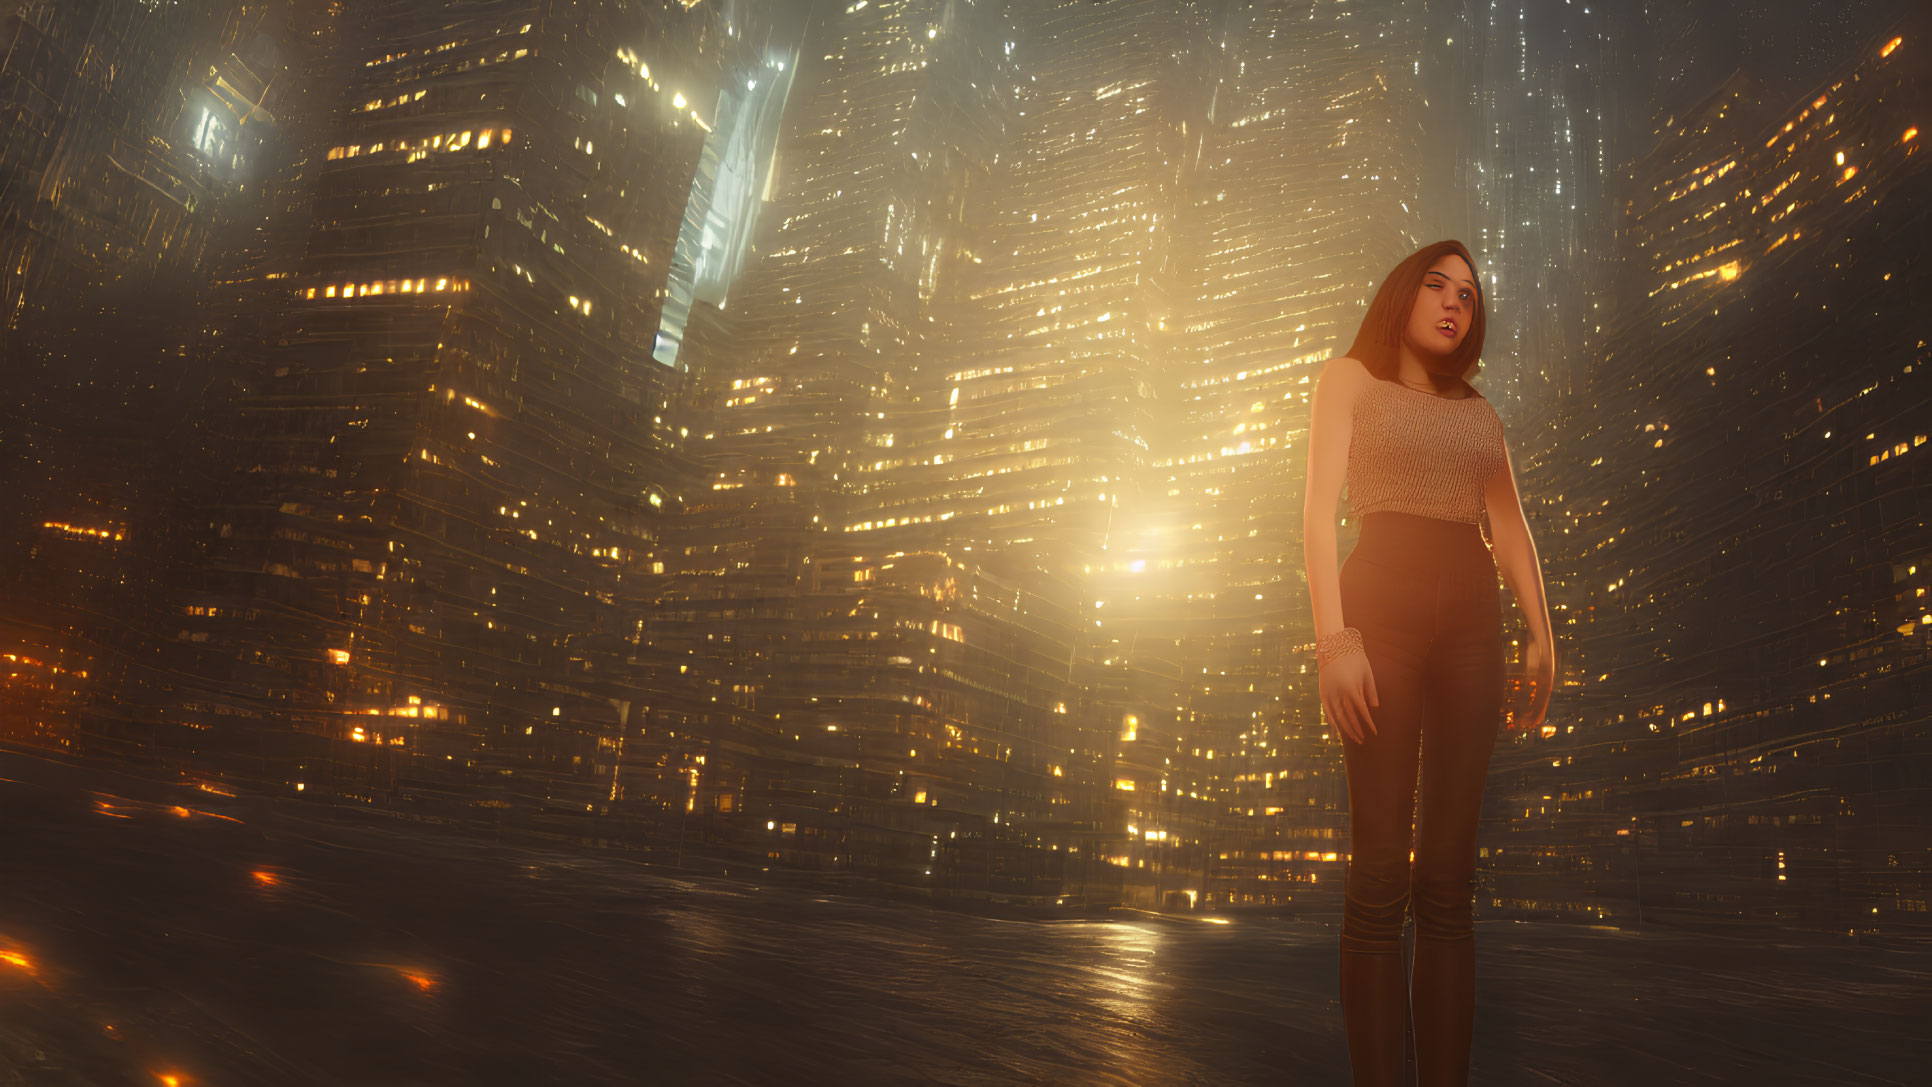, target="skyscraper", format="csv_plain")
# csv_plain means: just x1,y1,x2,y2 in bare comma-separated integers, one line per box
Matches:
1421,0,1624,411
1487,10,1932,929
1138,0,1425,905
0,0,301,749
653,1,804,370
153,0,727,813
637,0,1083,888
